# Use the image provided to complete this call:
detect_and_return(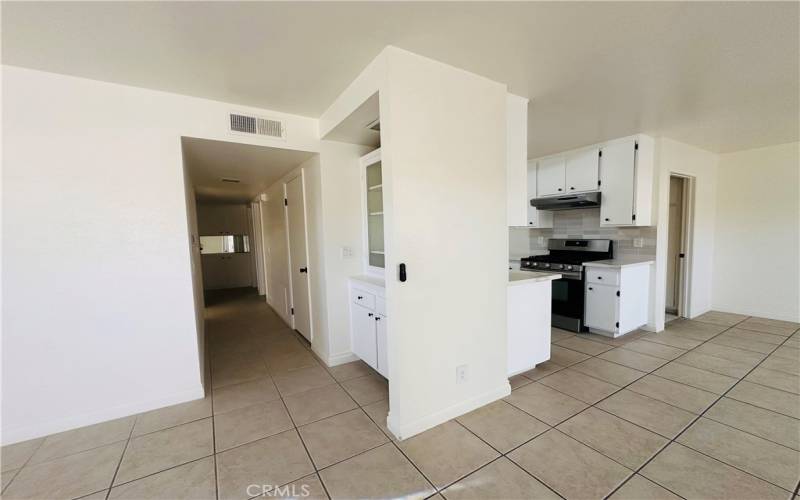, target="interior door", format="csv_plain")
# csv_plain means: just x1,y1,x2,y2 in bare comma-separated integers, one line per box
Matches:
536,156,566,196
666,176,684,314
285,174,312,341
